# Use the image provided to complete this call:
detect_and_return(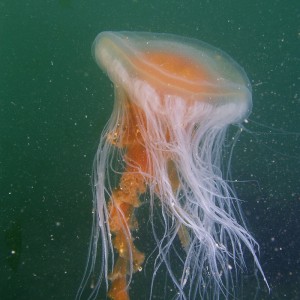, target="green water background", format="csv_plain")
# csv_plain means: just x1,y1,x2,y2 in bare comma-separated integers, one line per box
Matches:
0,0,299,299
